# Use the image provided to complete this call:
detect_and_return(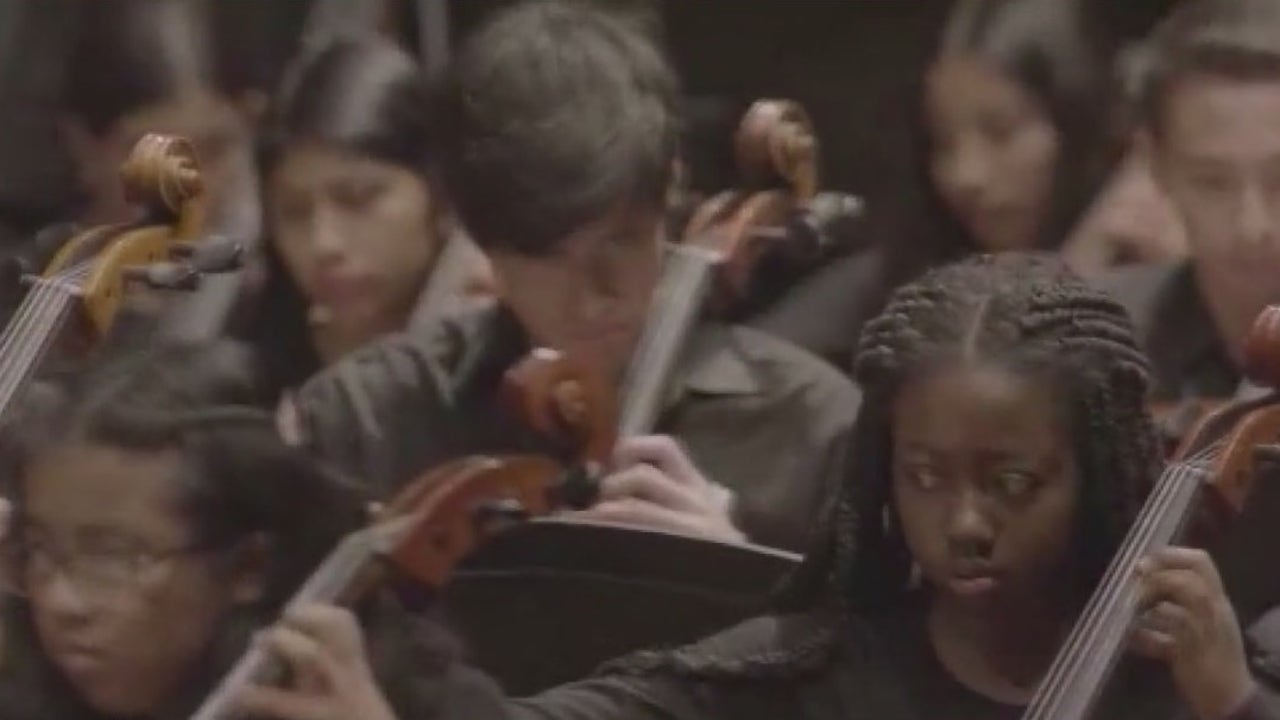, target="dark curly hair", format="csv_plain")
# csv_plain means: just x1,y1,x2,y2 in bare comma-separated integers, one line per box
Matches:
607,252,1161,680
